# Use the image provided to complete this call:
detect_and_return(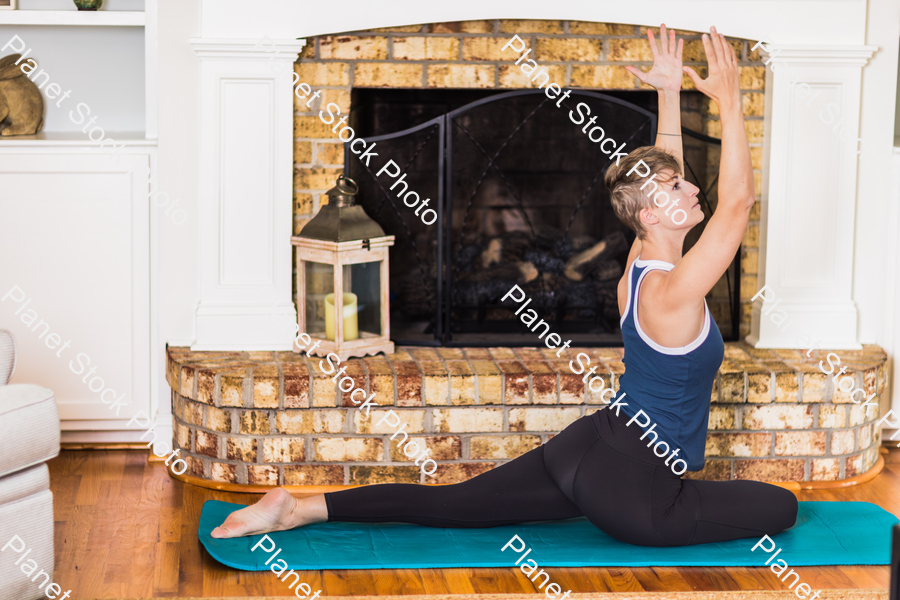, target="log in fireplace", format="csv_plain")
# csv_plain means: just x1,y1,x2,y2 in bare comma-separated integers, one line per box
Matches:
345,88,738,346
